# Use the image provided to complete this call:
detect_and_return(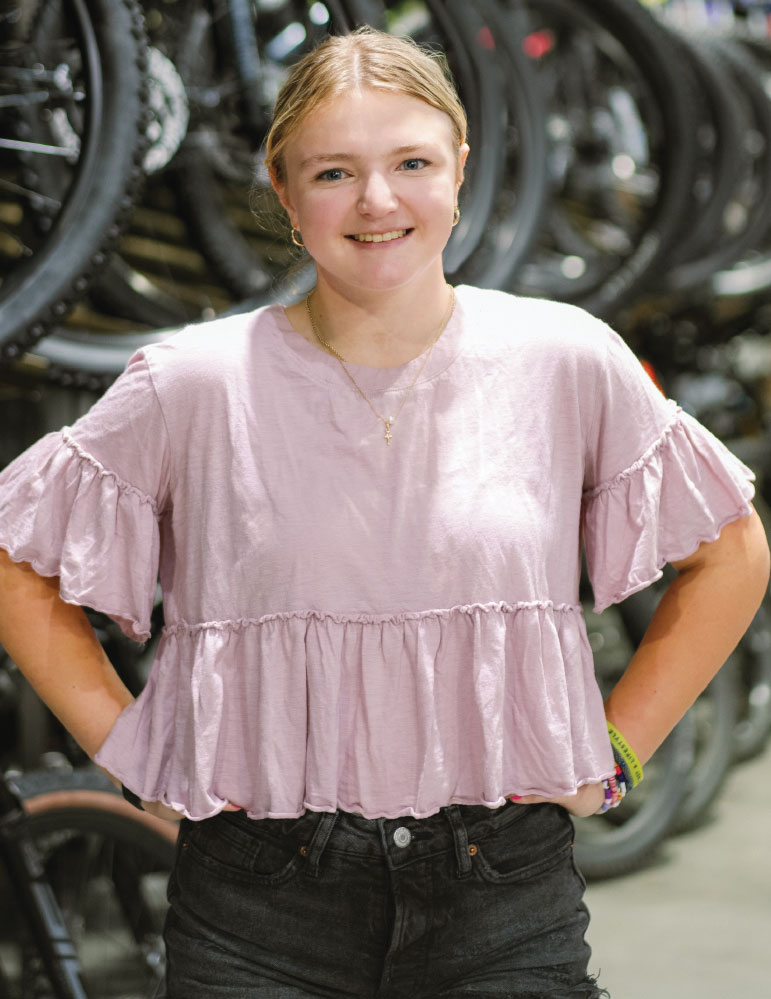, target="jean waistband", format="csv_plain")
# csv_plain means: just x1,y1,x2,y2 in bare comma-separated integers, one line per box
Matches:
221,800,556,877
